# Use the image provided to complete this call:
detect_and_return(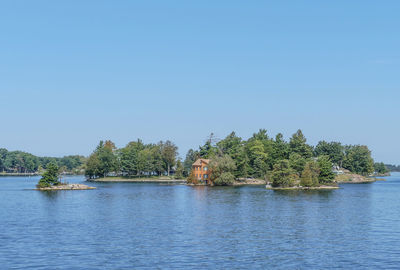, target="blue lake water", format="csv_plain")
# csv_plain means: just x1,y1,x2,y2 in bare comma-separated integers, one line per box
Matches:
1,173,400,269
